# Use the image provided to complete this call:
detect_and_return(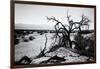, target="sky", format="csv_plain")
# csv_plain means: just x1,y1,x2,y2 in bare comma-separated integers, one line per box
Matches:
15,3,94,30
